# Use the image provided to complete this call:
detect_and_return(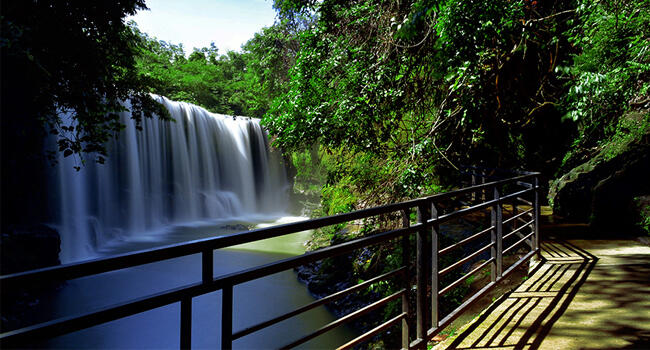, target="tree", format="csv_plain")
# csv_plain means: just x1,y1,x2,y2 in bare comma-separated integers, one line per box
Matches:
132,24,259,117
261,0,584,210
558,0,650,172
1,0,169,166
1,1,173,227
242,18,305,117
